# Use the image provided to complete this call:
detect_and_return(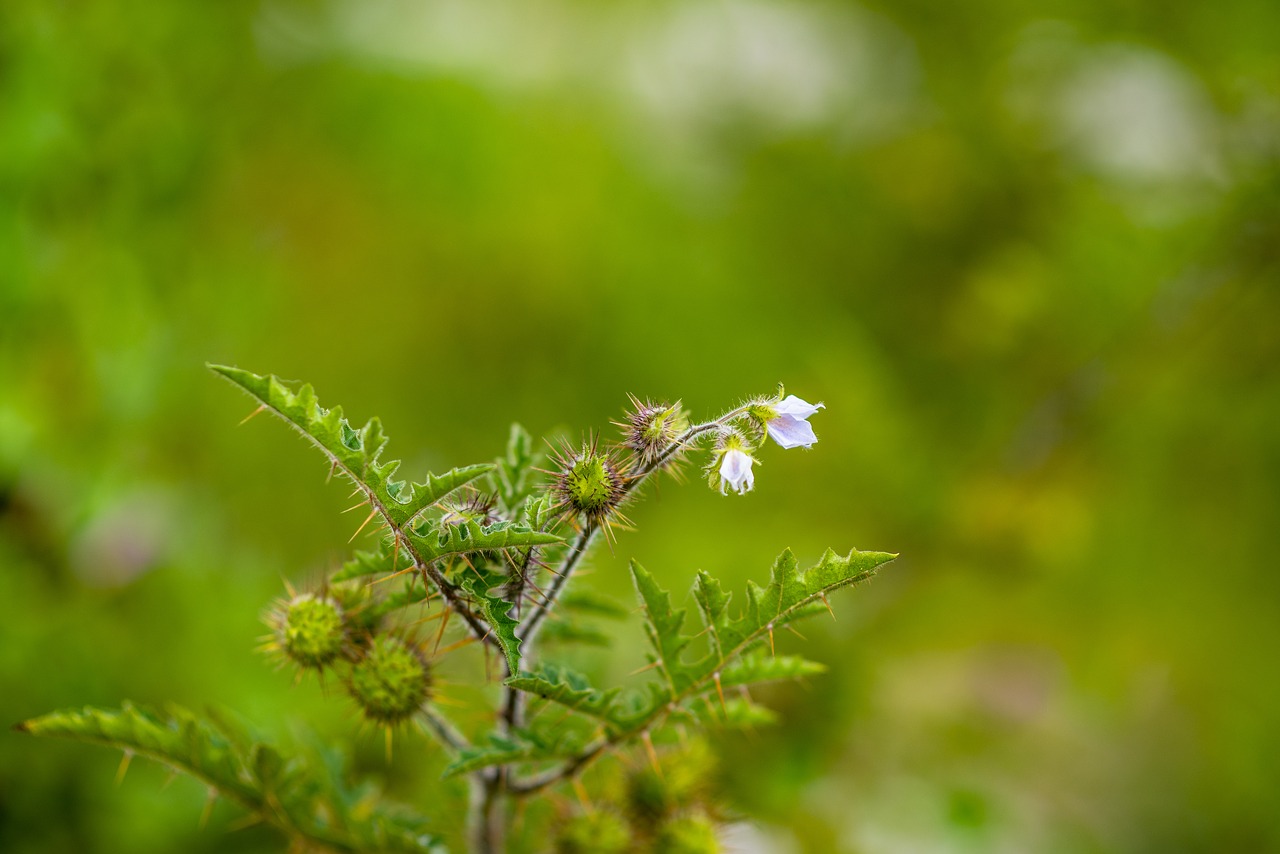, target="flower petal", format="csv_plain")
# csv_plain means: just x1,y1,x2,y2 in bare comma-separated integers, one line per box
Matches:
767,415,818,449
719,449,755,494
774,395,824,420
